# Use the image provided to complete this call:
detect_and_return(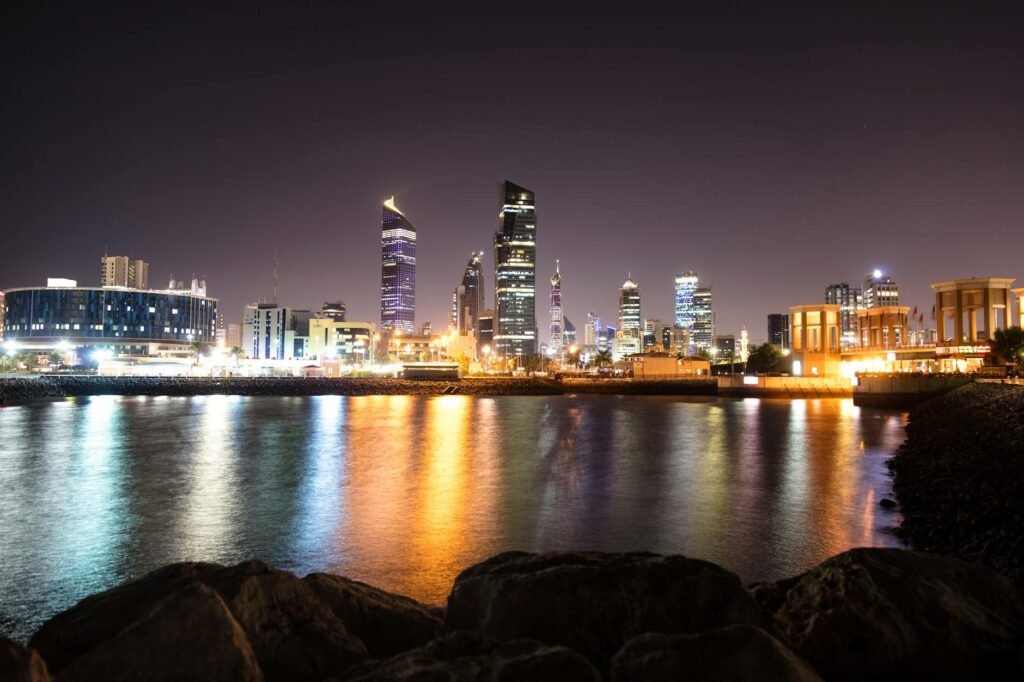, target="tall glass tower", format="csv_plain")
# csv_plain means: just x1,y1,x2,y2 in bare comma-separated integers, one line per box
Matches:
619,275,641,338
380,197,416,335
494,181,537,358
692,287,714,350
674,272,698,330
549,260,563,357
452,251,485,336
